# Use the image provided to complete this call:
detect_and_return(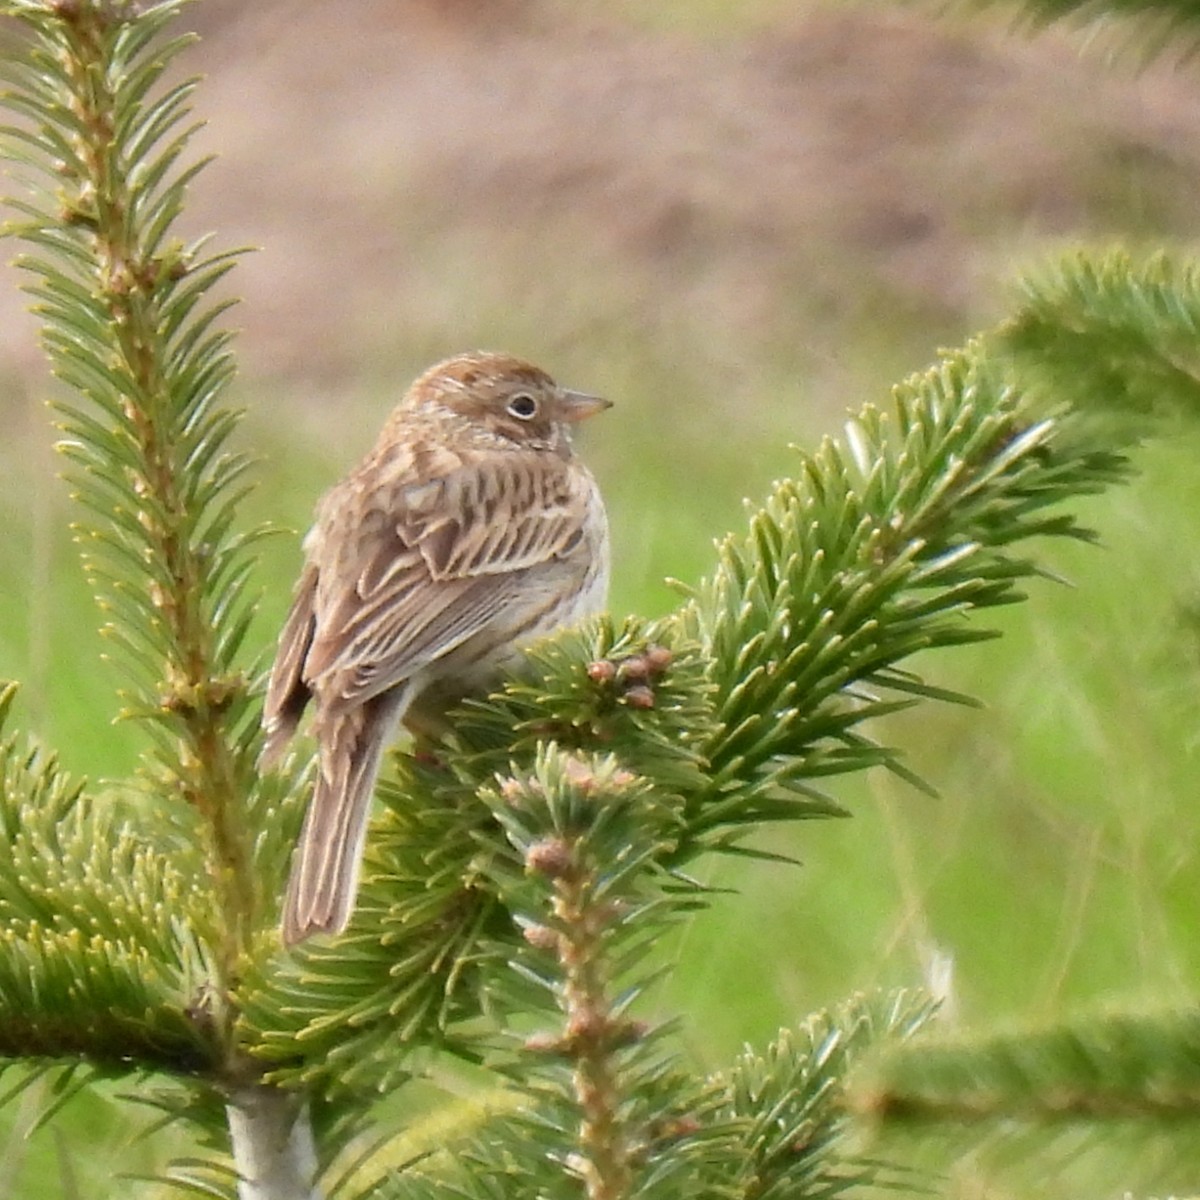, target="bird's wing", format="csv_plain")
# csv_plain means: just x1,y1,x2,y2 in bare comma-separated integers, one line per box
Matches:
303,452,593,710
261,563,319,761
